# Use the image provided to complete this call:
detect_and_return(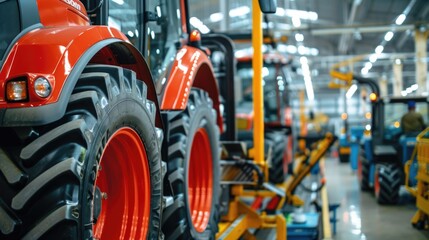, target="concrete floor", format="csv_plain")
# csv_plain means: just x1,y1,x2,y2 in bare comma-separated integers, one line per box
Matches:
325,158,429,240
